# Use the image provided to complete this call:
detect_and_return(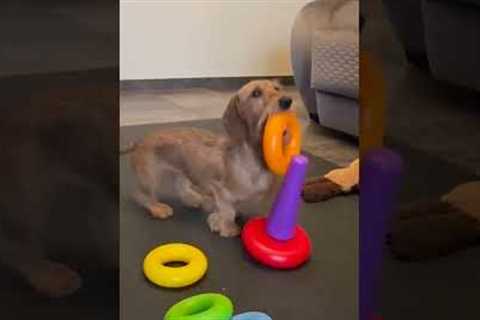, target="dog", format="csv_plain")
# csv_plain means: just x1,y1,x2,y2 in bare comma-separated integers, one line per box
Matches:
128,80,294,237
